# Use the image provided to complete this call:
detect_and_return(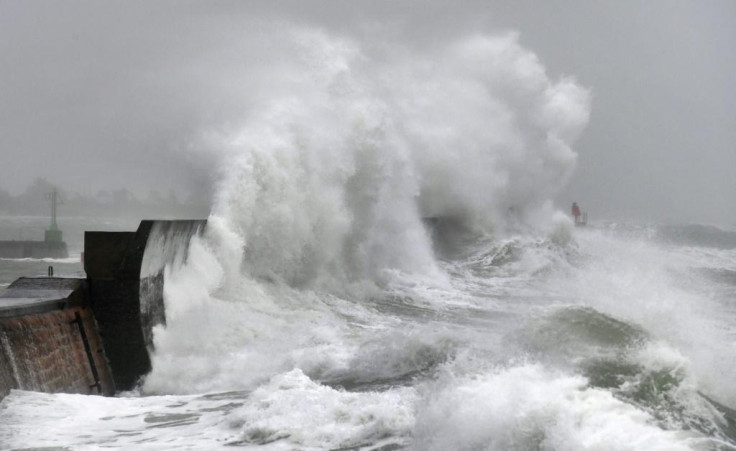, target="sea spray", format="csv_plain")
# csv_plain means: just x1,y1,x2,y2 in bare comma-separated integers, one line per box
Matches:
138,22,735,450
552,228,736,407
142,26,590,396
413,363,700,451
204,27,590,292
